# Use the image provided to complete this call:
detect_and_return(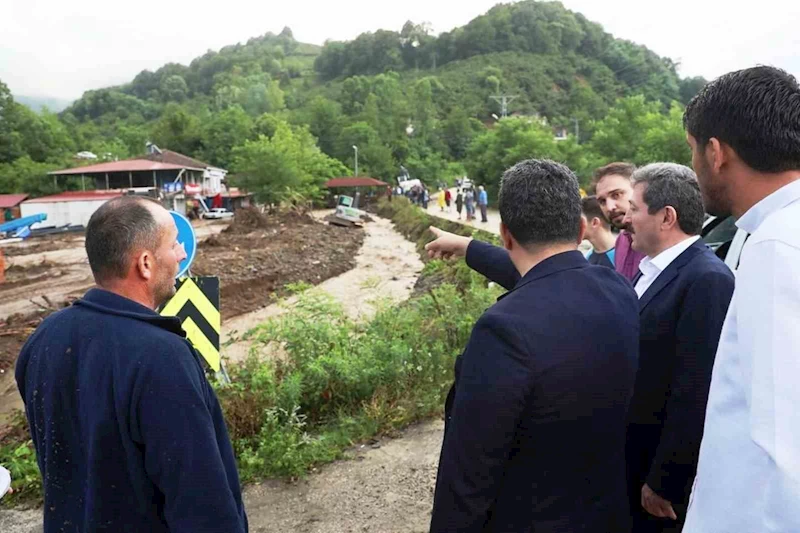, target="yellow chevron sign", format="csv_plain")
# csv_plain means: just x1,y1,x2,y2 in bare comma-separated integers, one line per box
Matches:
160,276,221,372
